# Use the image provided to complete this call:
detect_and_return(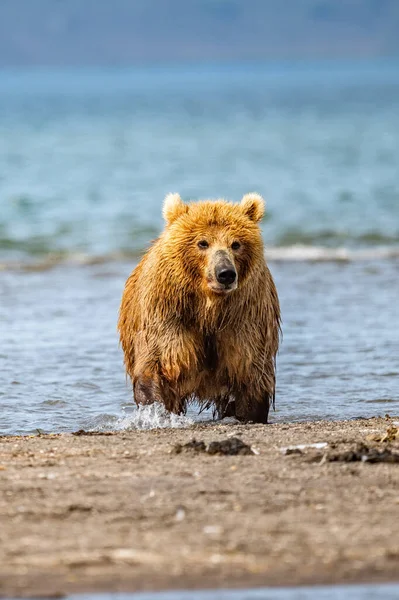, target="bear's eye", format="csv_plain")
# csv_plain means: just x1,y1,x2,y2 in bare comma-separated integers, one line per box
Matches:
231,241,241,251
197,240,209,249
